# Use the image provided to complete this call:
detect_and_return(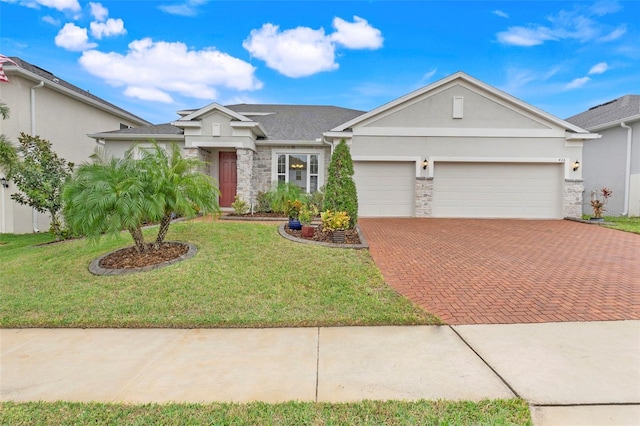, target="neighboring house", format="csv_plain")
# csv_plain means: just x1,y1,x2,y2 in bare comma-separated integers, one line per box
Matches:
91,71,598,219
0,57,151,234
566,95,640,217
